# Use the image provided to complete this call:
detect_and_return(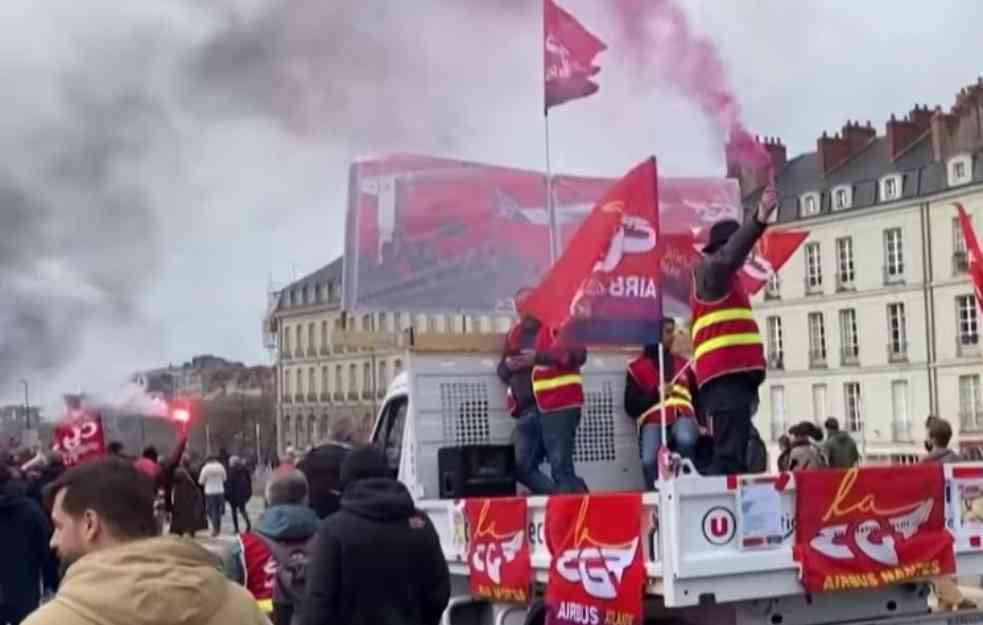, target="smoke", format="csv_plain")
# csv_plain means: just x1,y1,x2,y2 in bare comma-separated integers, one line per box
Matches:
605,0,769,167
0,0,533,409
